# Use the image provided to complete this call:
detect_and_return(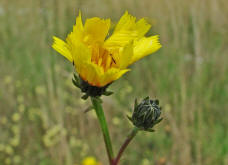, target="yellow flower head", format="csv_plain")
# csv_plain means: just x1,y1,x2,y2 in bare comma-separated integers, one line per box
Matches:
81,157,101,165
53,11,161,87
